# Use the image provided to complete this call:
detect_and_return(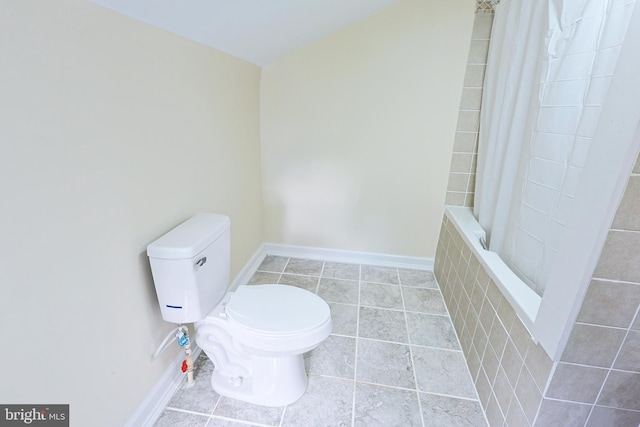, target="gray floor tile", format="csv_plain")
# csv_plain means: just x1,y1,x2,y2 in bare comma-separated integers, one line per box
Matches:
597,370,640,411
354,383,422,427
323,262,360,281
257,255,289,273
419,393,486,427
284,258,324,276
247,271,281,285
586,405,640,427
305,335,356,379
318,278,359,304
361,265,399,284
535,399,591,427
154,409,210,427
412,346,476,399
358,306,408,343
213,397,283,426
278,273,319,293
402,287,448,315
281,375,354,427
398,268,438,289
406,312,460,350
360,282,403,310
329,302,358,336
356,339,415,389
207,417,266,426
